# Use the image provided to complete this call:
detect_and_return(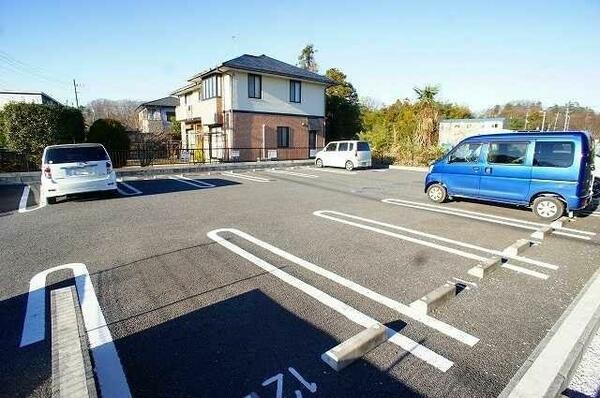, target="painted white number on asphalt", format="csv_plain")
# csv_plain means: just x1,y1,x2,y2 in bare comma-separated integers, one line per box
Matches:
243,367,317,398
